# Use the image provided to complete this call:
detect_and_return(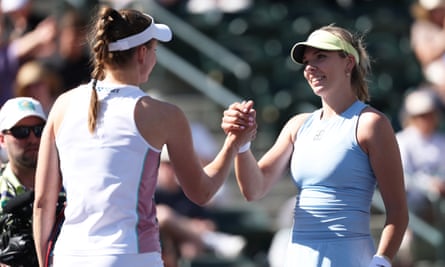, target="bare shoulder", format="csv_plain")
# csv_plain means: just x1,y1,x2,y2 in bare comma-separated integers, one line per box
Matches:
286,113,312,129
358,106,392,130
135,96,189,149
137,96,184,119
284,112,312,142
357,106,395,152
49,88,78,129
52,88,75,110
